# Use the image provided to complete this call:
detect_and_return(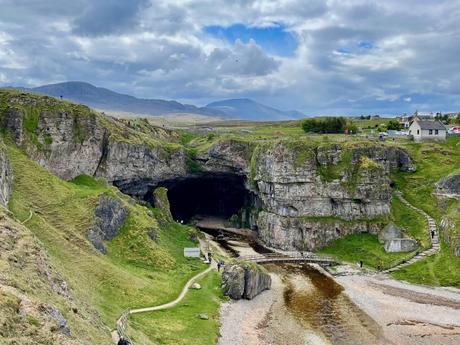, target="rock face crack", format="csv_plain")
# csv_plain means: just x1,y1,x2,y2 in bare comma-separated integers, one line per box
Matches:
93,129,110,177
